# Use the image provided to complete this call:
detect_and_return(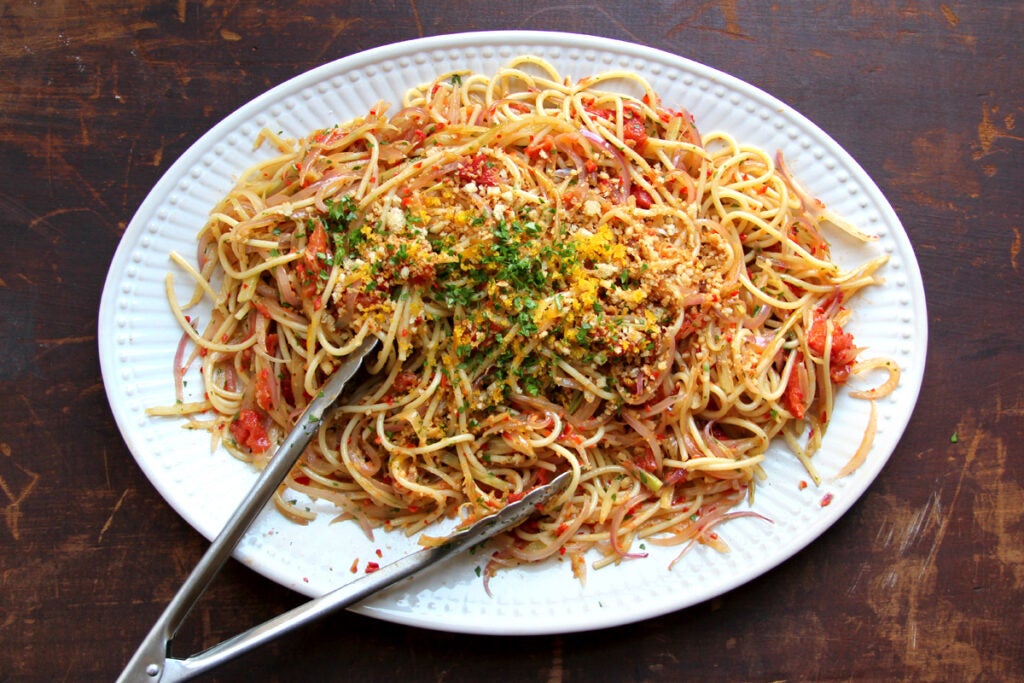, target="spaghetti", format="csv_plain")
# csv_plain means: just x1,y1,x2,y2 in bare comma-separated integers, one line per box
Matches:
153,57,898,581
